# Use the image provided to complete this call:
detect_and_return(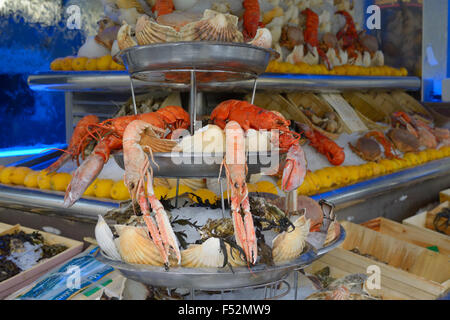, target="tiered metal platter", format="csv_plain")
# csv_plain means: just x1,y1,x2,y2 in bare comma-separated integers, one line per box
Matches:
95,225,346,290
